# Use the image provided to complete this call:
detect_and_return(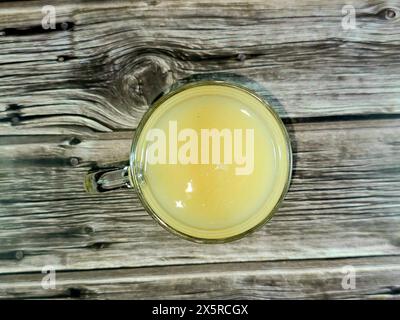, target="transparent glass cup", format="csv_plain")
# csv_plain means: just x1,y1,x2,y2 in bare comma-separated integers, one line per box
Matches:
84,81,292,243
